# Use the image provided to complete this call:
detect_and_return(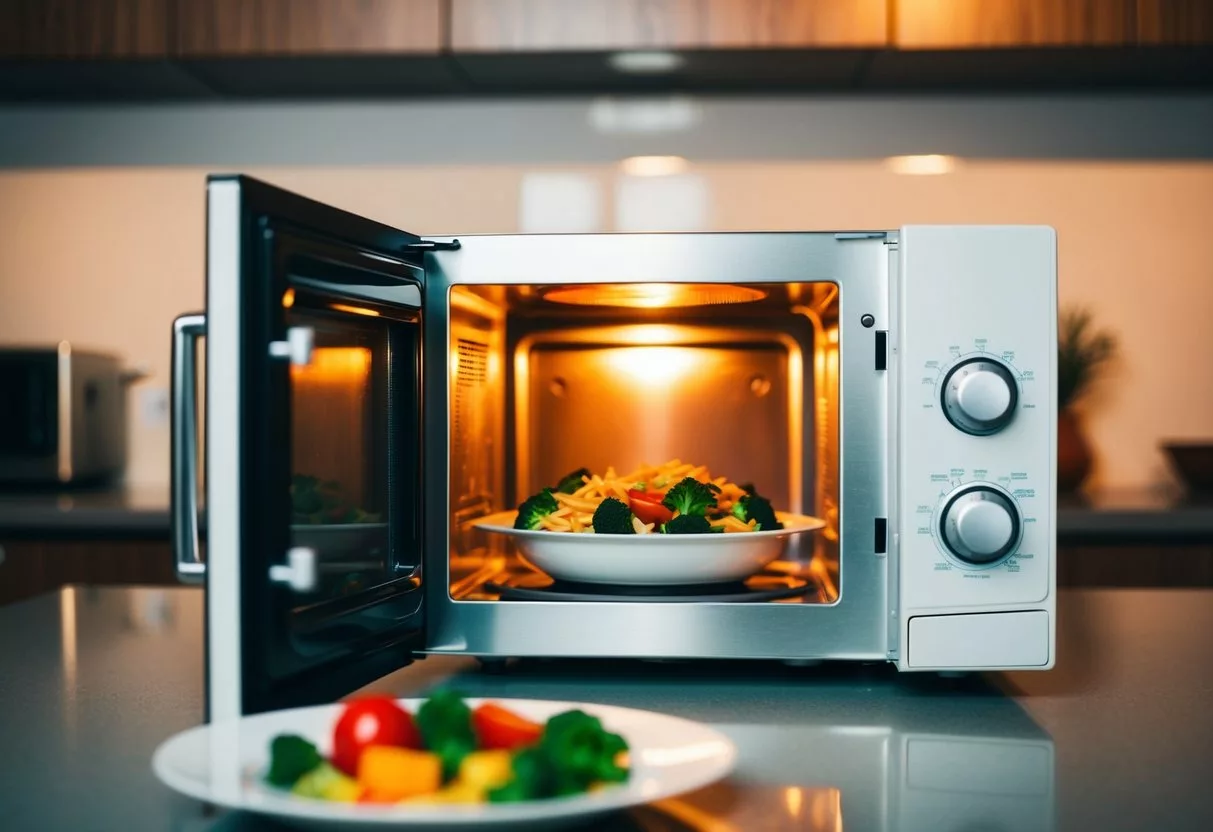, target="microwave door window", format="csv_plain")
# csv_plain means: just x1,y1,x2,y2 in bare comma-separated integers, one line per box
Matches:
287,315,400,605
291,337,384,582
268,301,423,689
